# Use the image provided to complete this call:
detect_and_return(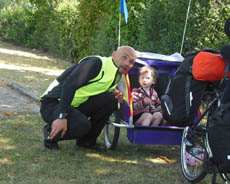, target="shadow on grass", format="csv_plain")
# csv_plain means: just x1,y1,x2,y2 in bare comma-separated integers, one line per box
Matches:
0,113,219,184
